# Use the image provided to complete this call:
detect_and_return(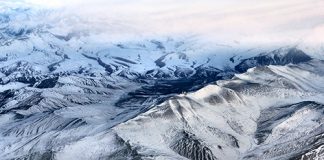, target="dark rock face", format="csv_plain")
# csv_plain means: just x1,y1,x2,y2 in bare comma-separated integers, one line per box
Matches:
35,77,59,88
0,89,15,107
283,48,312,64
243,101,324,159
0,92,43,114
254,101,318,144
235,48,312,73
170,131,217,160
97,58,115,74
154,54,168,68
112,56,137,65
